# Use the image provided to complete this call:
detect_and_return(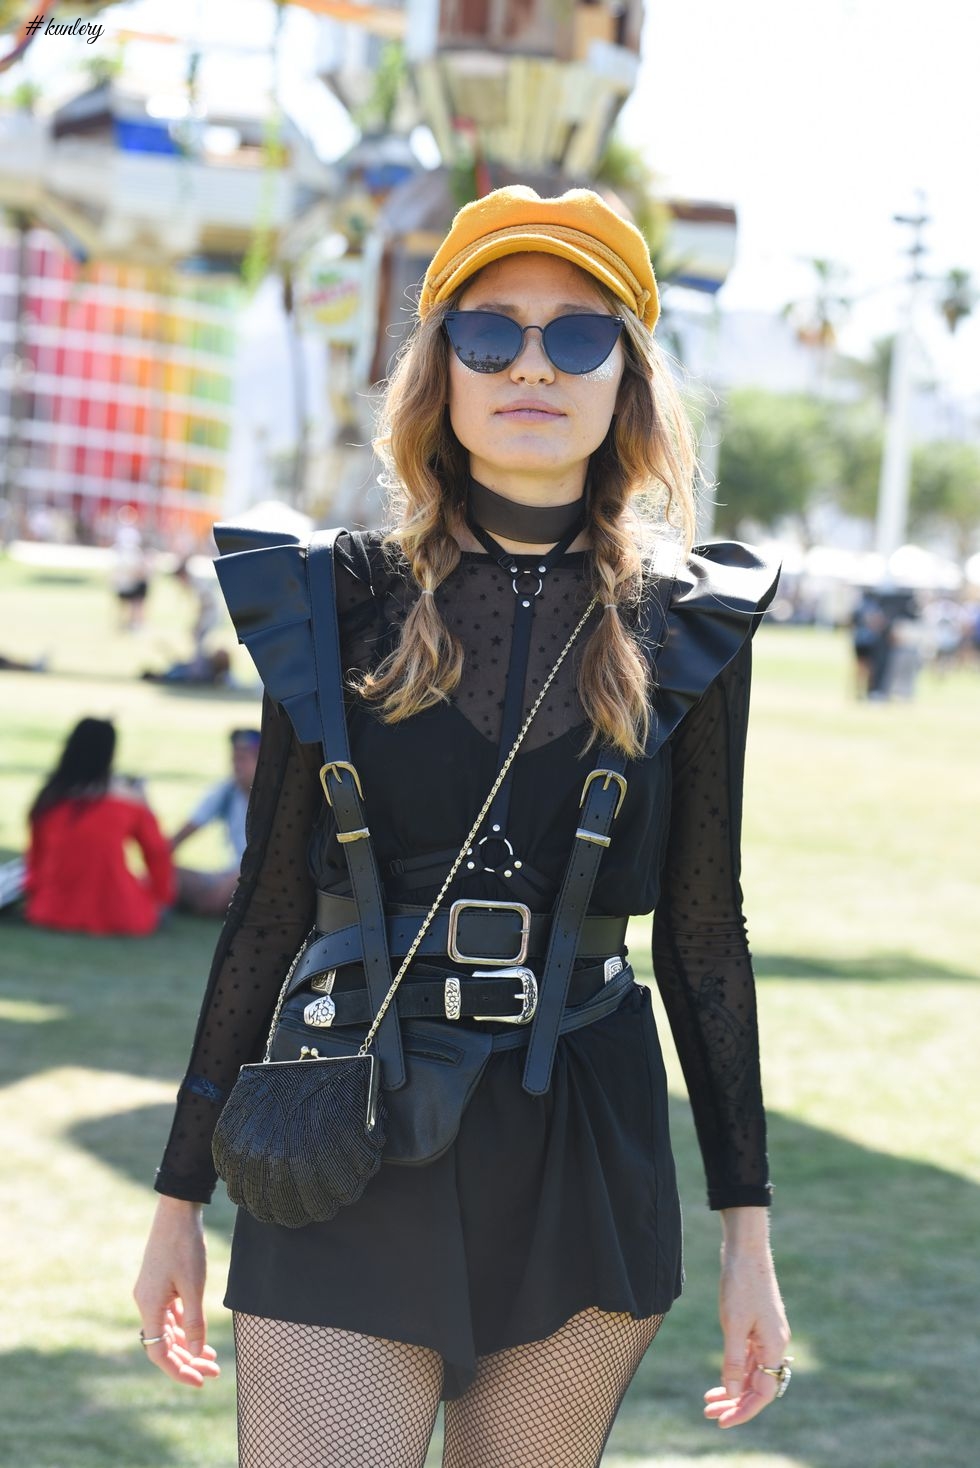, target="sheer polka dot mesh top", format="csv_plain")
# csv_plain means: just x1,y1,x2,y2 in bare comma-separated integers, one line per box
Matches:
154,530,772,1213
